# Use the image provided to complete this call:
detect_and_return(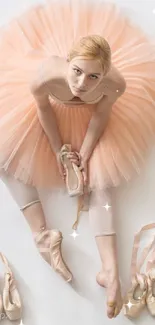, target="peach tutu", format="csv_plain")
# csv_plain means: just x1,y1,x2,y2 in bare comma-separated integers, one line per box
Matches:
0,0,155,190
